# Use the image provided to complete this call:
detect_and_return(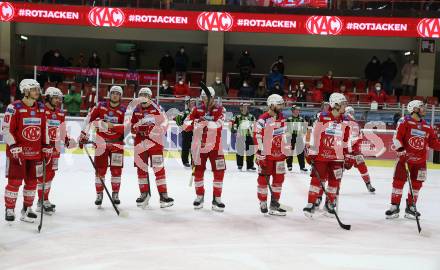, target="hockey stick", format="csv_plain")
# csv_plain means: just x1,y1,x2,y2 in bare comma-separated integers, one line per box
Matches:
84,144,124,217
310,162,351,230
38,159,46,233
404,162,422,234
263,173,293,212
